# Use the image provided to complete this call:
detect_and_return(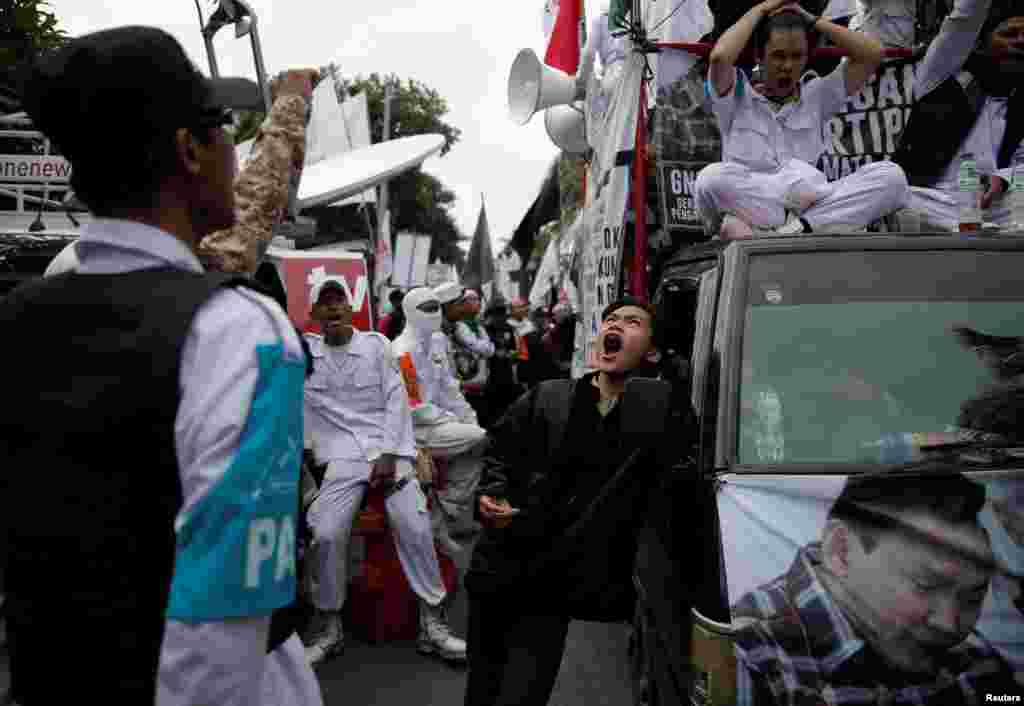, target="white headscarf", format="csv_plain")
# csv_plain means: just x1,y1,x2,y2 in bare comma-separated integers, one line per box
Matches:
400,286,443,340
